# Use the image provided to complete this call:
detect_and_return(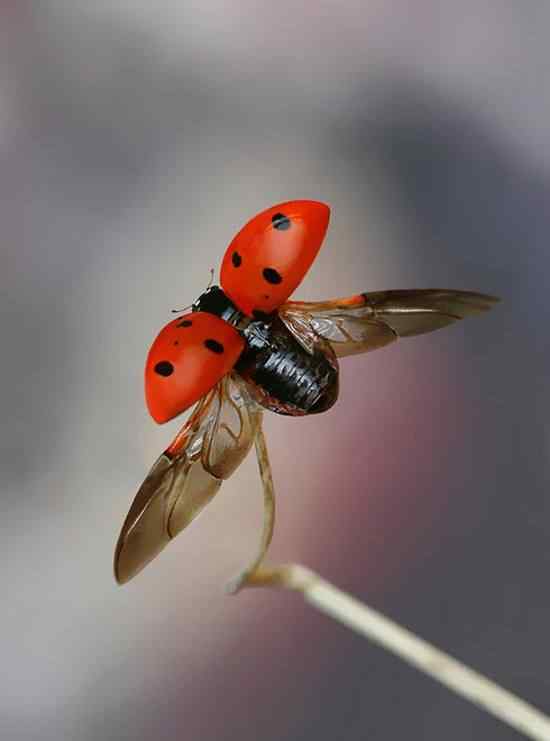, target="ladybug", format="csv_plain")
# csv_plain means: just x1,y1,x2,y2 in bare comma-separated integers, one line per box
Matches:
115,199,499,584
